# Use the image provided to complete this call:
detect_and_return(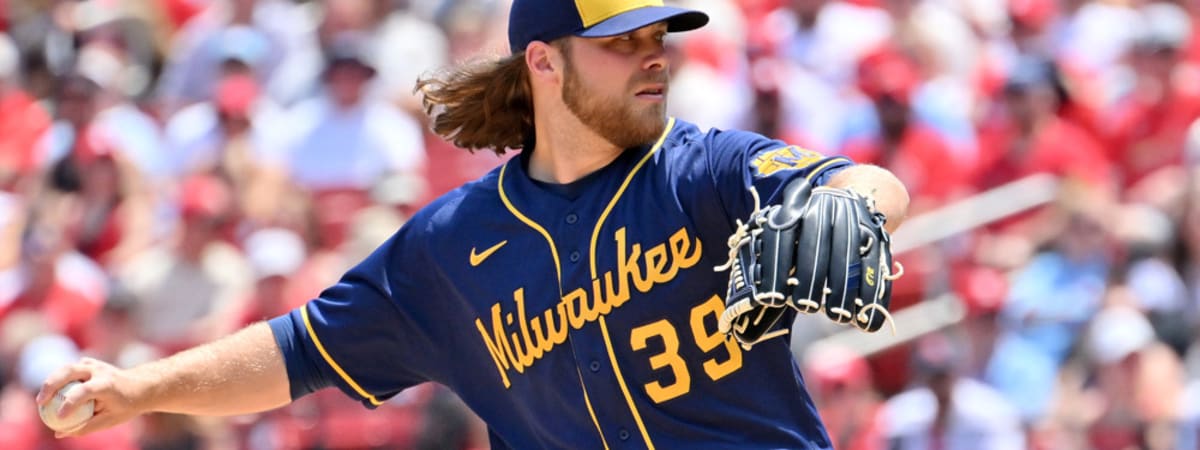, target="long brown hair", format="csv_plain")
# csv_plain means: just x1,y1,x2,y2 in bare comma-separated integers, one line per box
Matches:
415,53,534,155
